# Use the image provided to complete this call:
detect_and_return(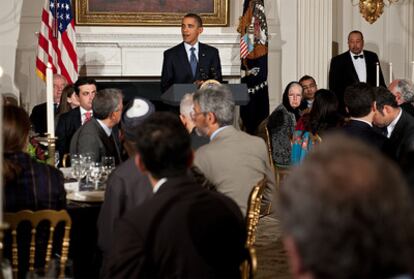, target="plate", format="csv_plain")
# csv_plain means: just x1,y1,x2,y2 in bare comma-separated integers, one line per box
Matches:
64,182,79,193
67,191,105,202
